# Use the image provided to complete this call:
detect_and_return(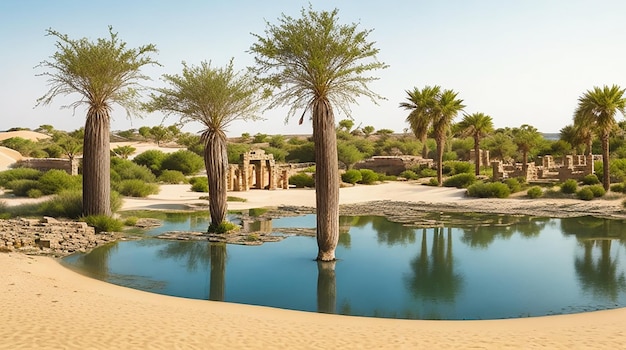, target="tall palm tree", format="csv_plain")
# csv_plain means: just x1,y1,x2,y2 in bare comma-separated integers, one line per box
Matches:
36,27,158,216
401,86,464,185
457,112,494,175
512,124,542,174
574,85,626,190
250,6,387,261
147,60,263,231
